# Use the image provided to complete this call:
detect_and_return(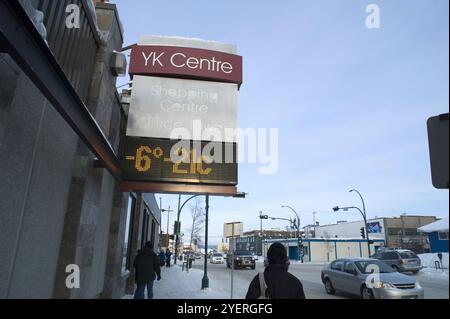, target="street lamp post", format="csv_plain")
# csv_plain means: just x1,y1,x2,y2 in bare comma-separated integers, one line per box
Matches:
259,212,269,257
333,189,372,257
281,205,302,262
264,214,297,261
349,189,370,257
